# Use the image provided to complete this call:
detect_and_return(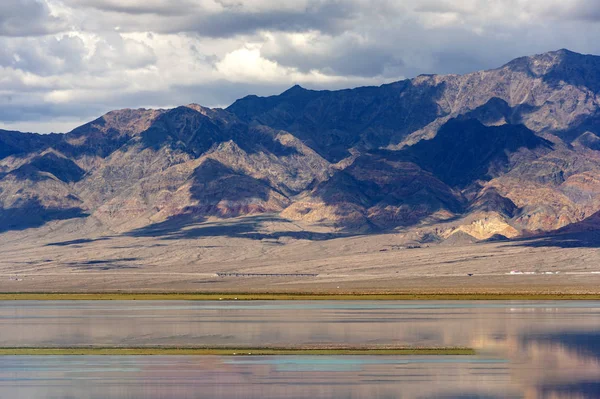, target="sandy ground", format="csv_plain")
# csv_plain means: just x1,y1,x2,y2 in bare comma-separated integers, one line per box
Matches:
1,215,600,293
